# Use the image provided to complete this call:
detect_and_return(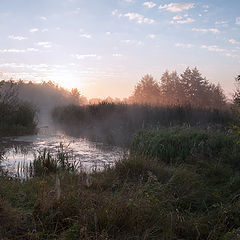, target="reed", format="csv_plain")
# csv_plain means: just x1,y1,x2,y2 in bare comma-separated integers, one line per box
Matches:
52,103,234,145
